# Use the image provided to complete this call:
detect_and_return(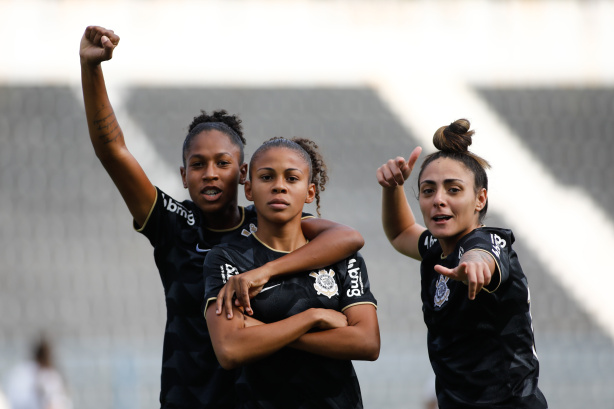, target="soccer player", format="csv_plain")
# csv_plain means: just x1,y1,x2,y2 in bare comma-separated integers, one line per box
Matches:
377,119,548,408
204,137,380,408
80,26,365,409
